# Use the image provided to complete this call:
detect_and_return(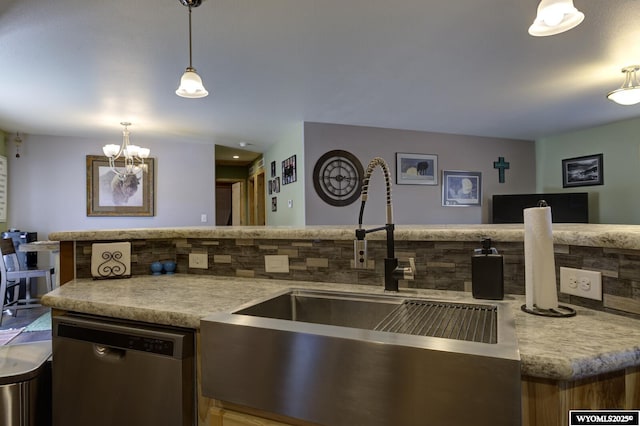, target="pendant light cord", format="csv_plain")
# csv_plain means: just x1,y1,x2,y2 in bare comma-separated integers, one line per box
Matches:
188,5,193,68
